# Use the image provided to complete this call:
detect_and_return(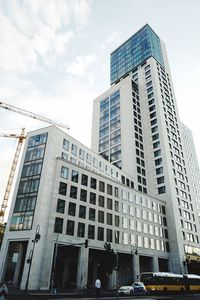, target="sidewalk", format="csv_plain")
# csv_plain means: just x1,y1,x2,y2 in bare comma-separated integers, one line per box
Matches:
7,287,116,299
